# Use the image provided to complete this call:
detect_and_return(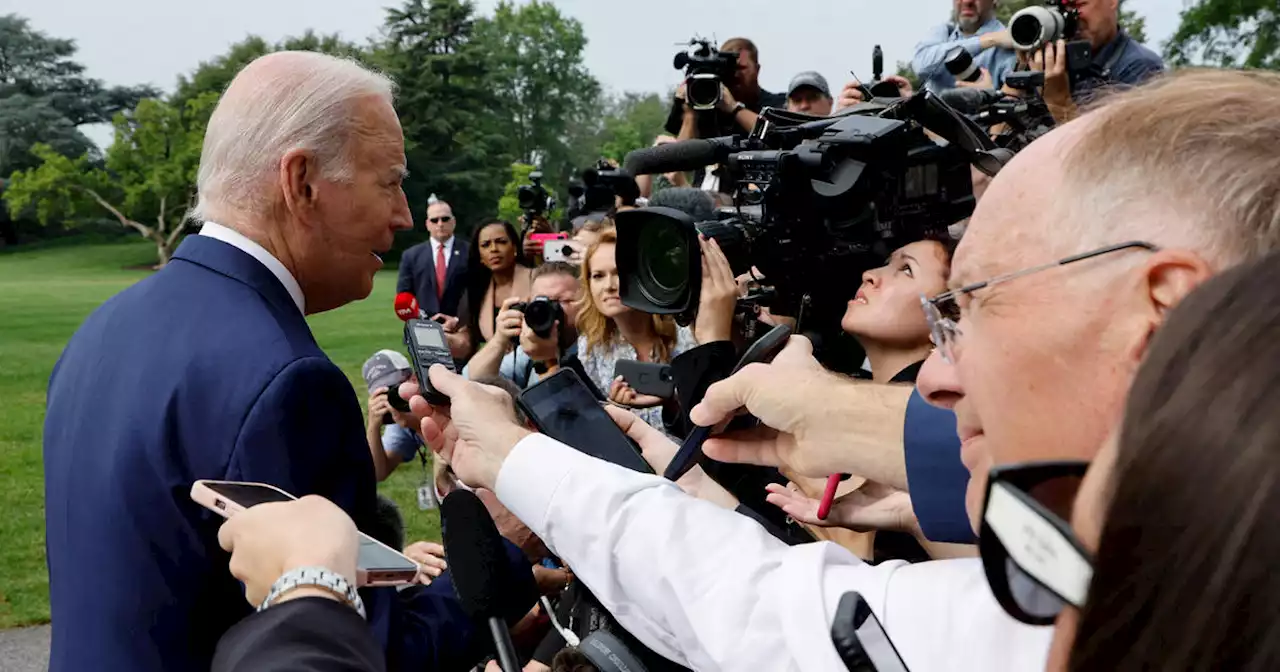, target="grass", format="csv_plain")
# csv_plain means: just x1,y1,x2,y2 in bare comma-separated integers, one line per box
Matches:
0,240,439,629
